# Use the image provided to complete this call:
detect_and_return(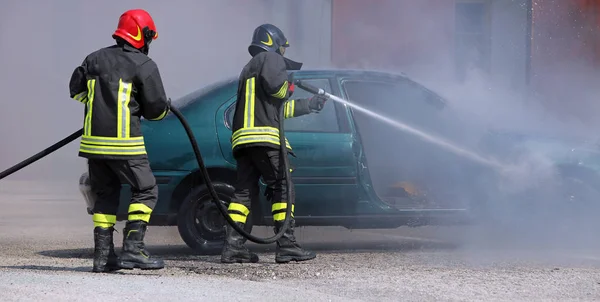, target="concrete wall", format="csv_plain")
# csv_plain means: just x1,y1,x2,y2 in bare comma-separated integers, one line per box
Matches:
528,0,600,124
330,0,456,77
328,0,532,89
269,0,333,68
